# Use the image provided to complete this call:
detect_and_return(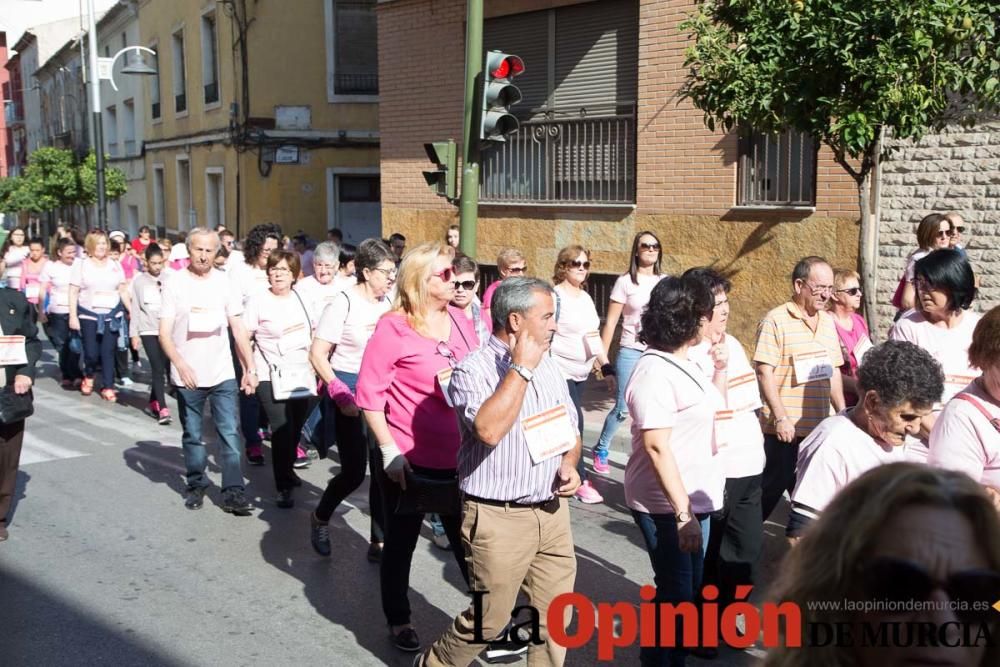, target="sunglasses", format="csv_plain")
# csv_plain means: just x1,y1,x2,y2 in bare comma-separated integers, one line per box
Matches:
836,287,863,296
568,260,591,270
506,266,527,275
639,242,661,251
859,557,1000,624
953,226,966,233
936,231,952,239
431,267,454,282
452,280,477,291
